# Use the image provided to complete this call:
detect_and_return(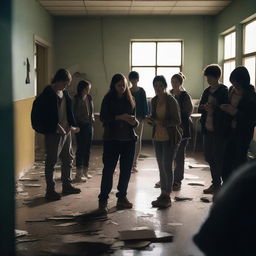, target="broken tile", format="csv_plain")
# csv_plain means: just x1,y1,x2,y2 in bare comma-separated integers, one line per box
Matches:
15,230,28,238
119,227,156,241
